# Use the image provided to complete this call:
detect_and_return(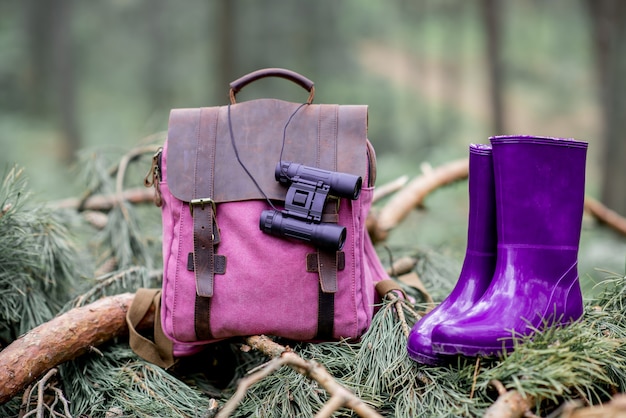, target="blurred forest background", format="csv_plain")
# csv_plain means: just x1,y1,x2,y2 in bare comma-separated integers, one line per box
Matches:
0,0,625,286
